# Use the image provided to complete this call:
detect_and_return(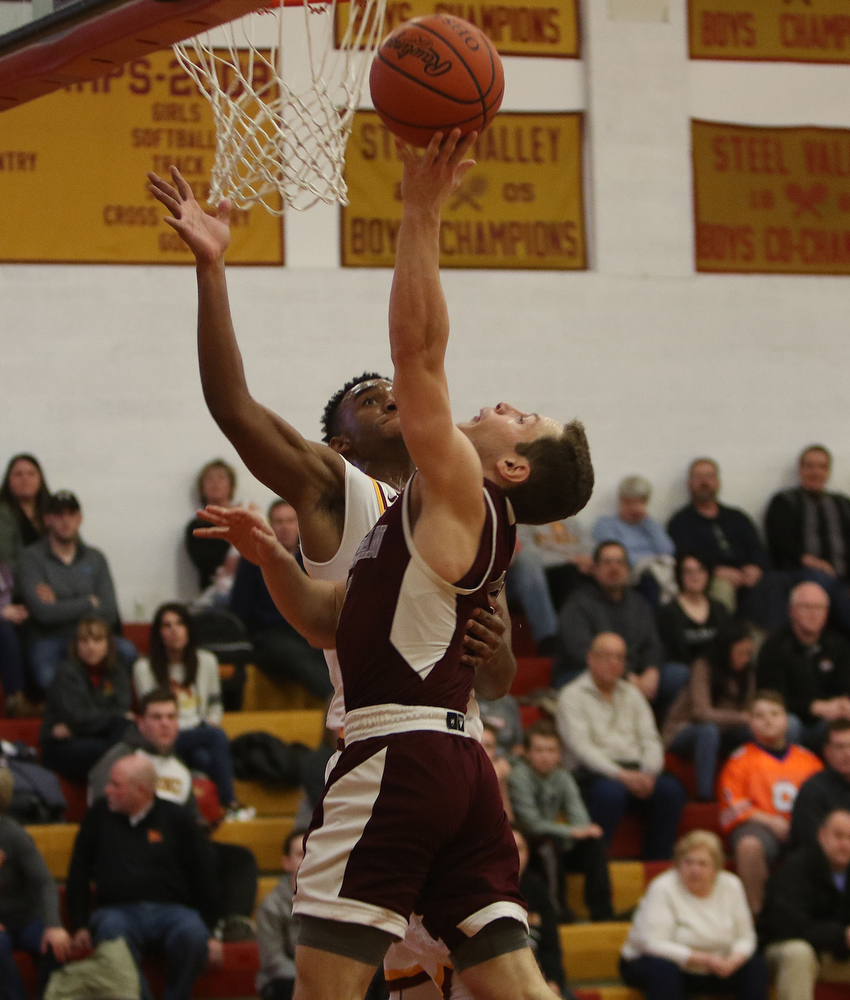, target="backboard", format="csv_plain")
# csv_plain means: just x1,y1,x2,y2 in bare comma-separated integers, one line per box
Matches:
0,0,292,111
